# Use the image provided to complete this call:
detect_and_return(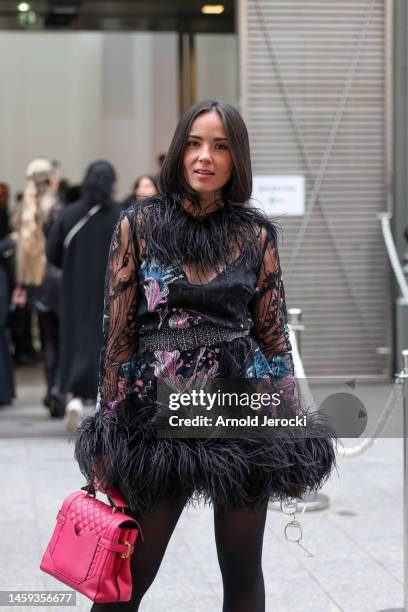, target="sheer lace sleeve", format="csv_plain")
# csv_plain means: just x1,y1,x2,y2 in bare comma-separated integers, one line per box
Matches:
250,226,294,378
98,209,139,415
